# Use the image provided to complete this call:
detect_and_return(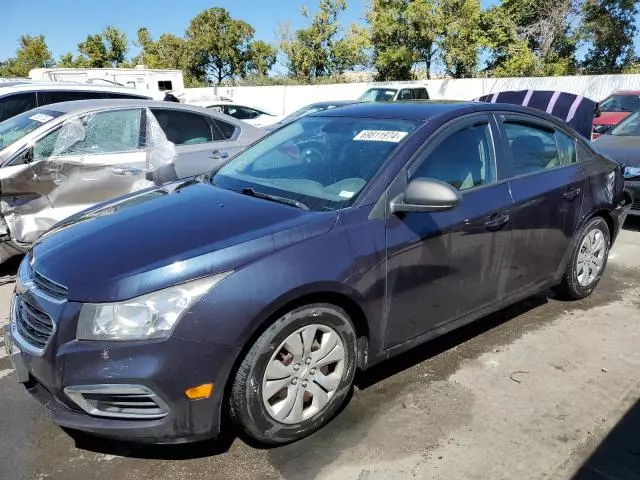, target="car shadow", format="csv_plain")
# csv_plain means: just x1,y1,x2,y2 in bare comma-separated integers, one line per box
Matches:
0,254,22,282
623,216,640,232
571,397,640,479
67,292,551,459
